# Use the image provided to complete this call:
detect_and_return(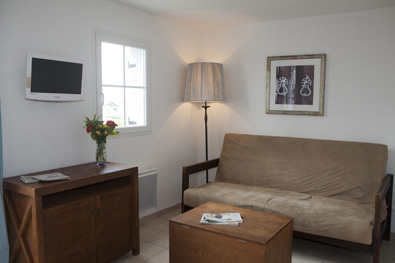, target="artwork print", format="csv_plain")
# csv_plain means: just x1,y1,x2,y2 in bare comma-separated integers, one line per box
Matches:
275,65,314,105
266,54,326,116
